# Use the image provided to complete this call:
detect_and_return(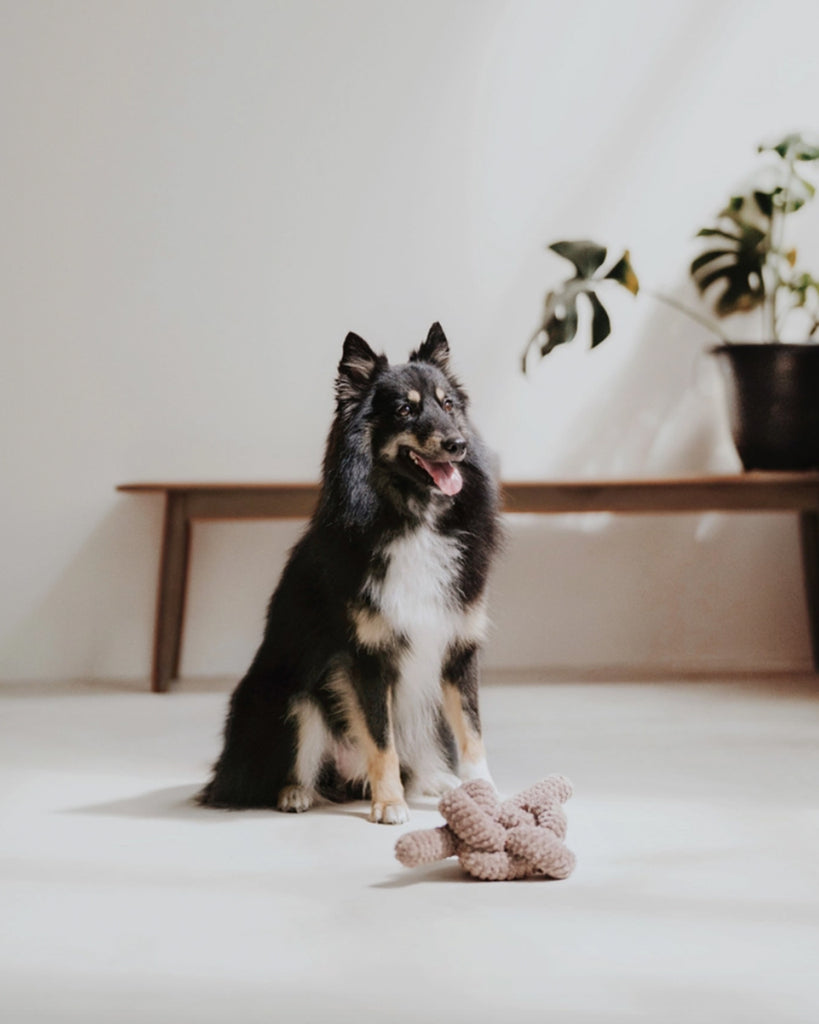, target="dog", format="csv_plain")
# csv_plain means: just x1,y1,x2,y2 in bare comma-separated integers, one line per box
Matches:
198,323,501,823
